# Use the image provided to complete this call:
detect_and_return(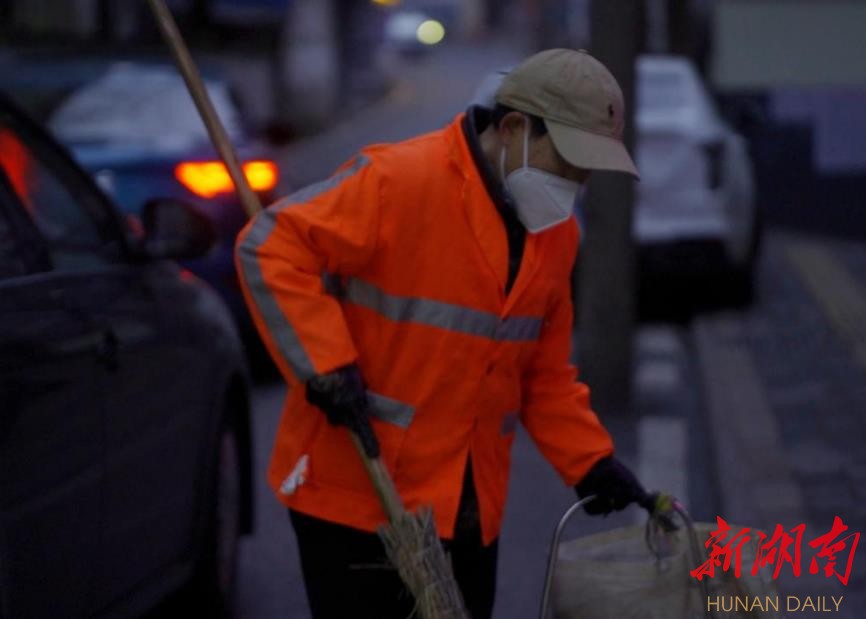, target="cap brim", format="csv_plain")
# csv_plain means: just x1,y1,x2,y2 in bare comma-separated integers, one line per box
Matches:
546,119,640,180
